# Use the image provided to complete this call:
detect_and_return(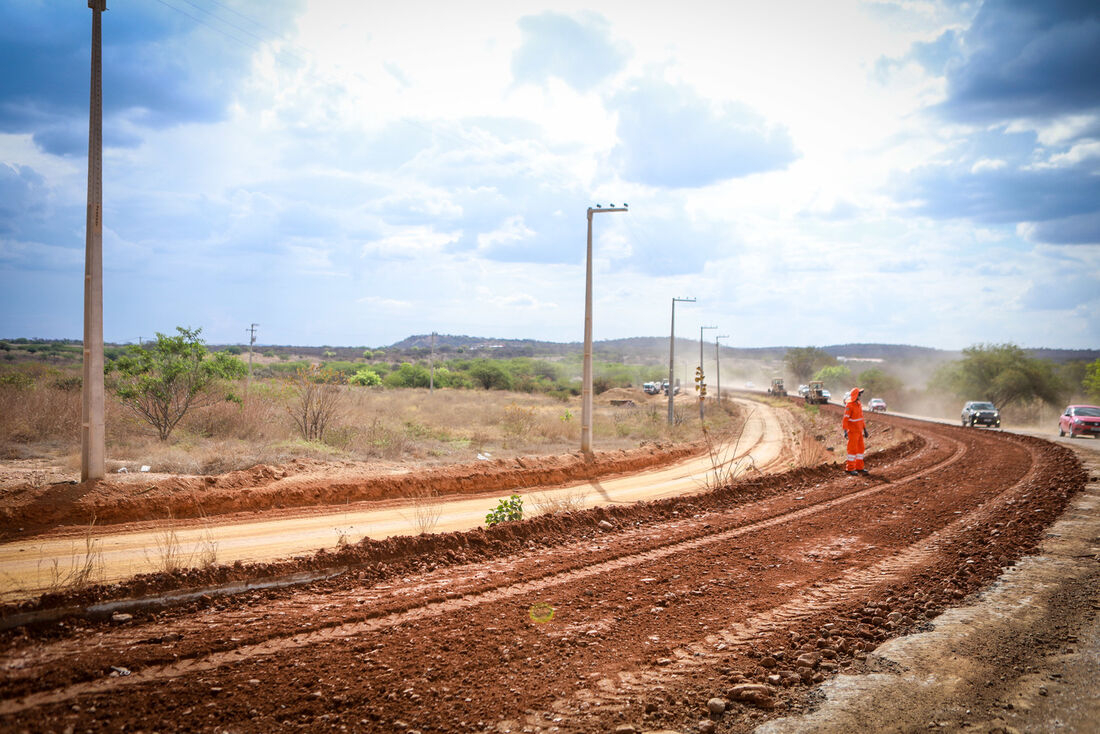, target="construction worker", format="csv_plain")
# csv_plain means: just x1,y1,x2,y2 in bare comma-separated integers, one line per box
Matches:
842,387,869,476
